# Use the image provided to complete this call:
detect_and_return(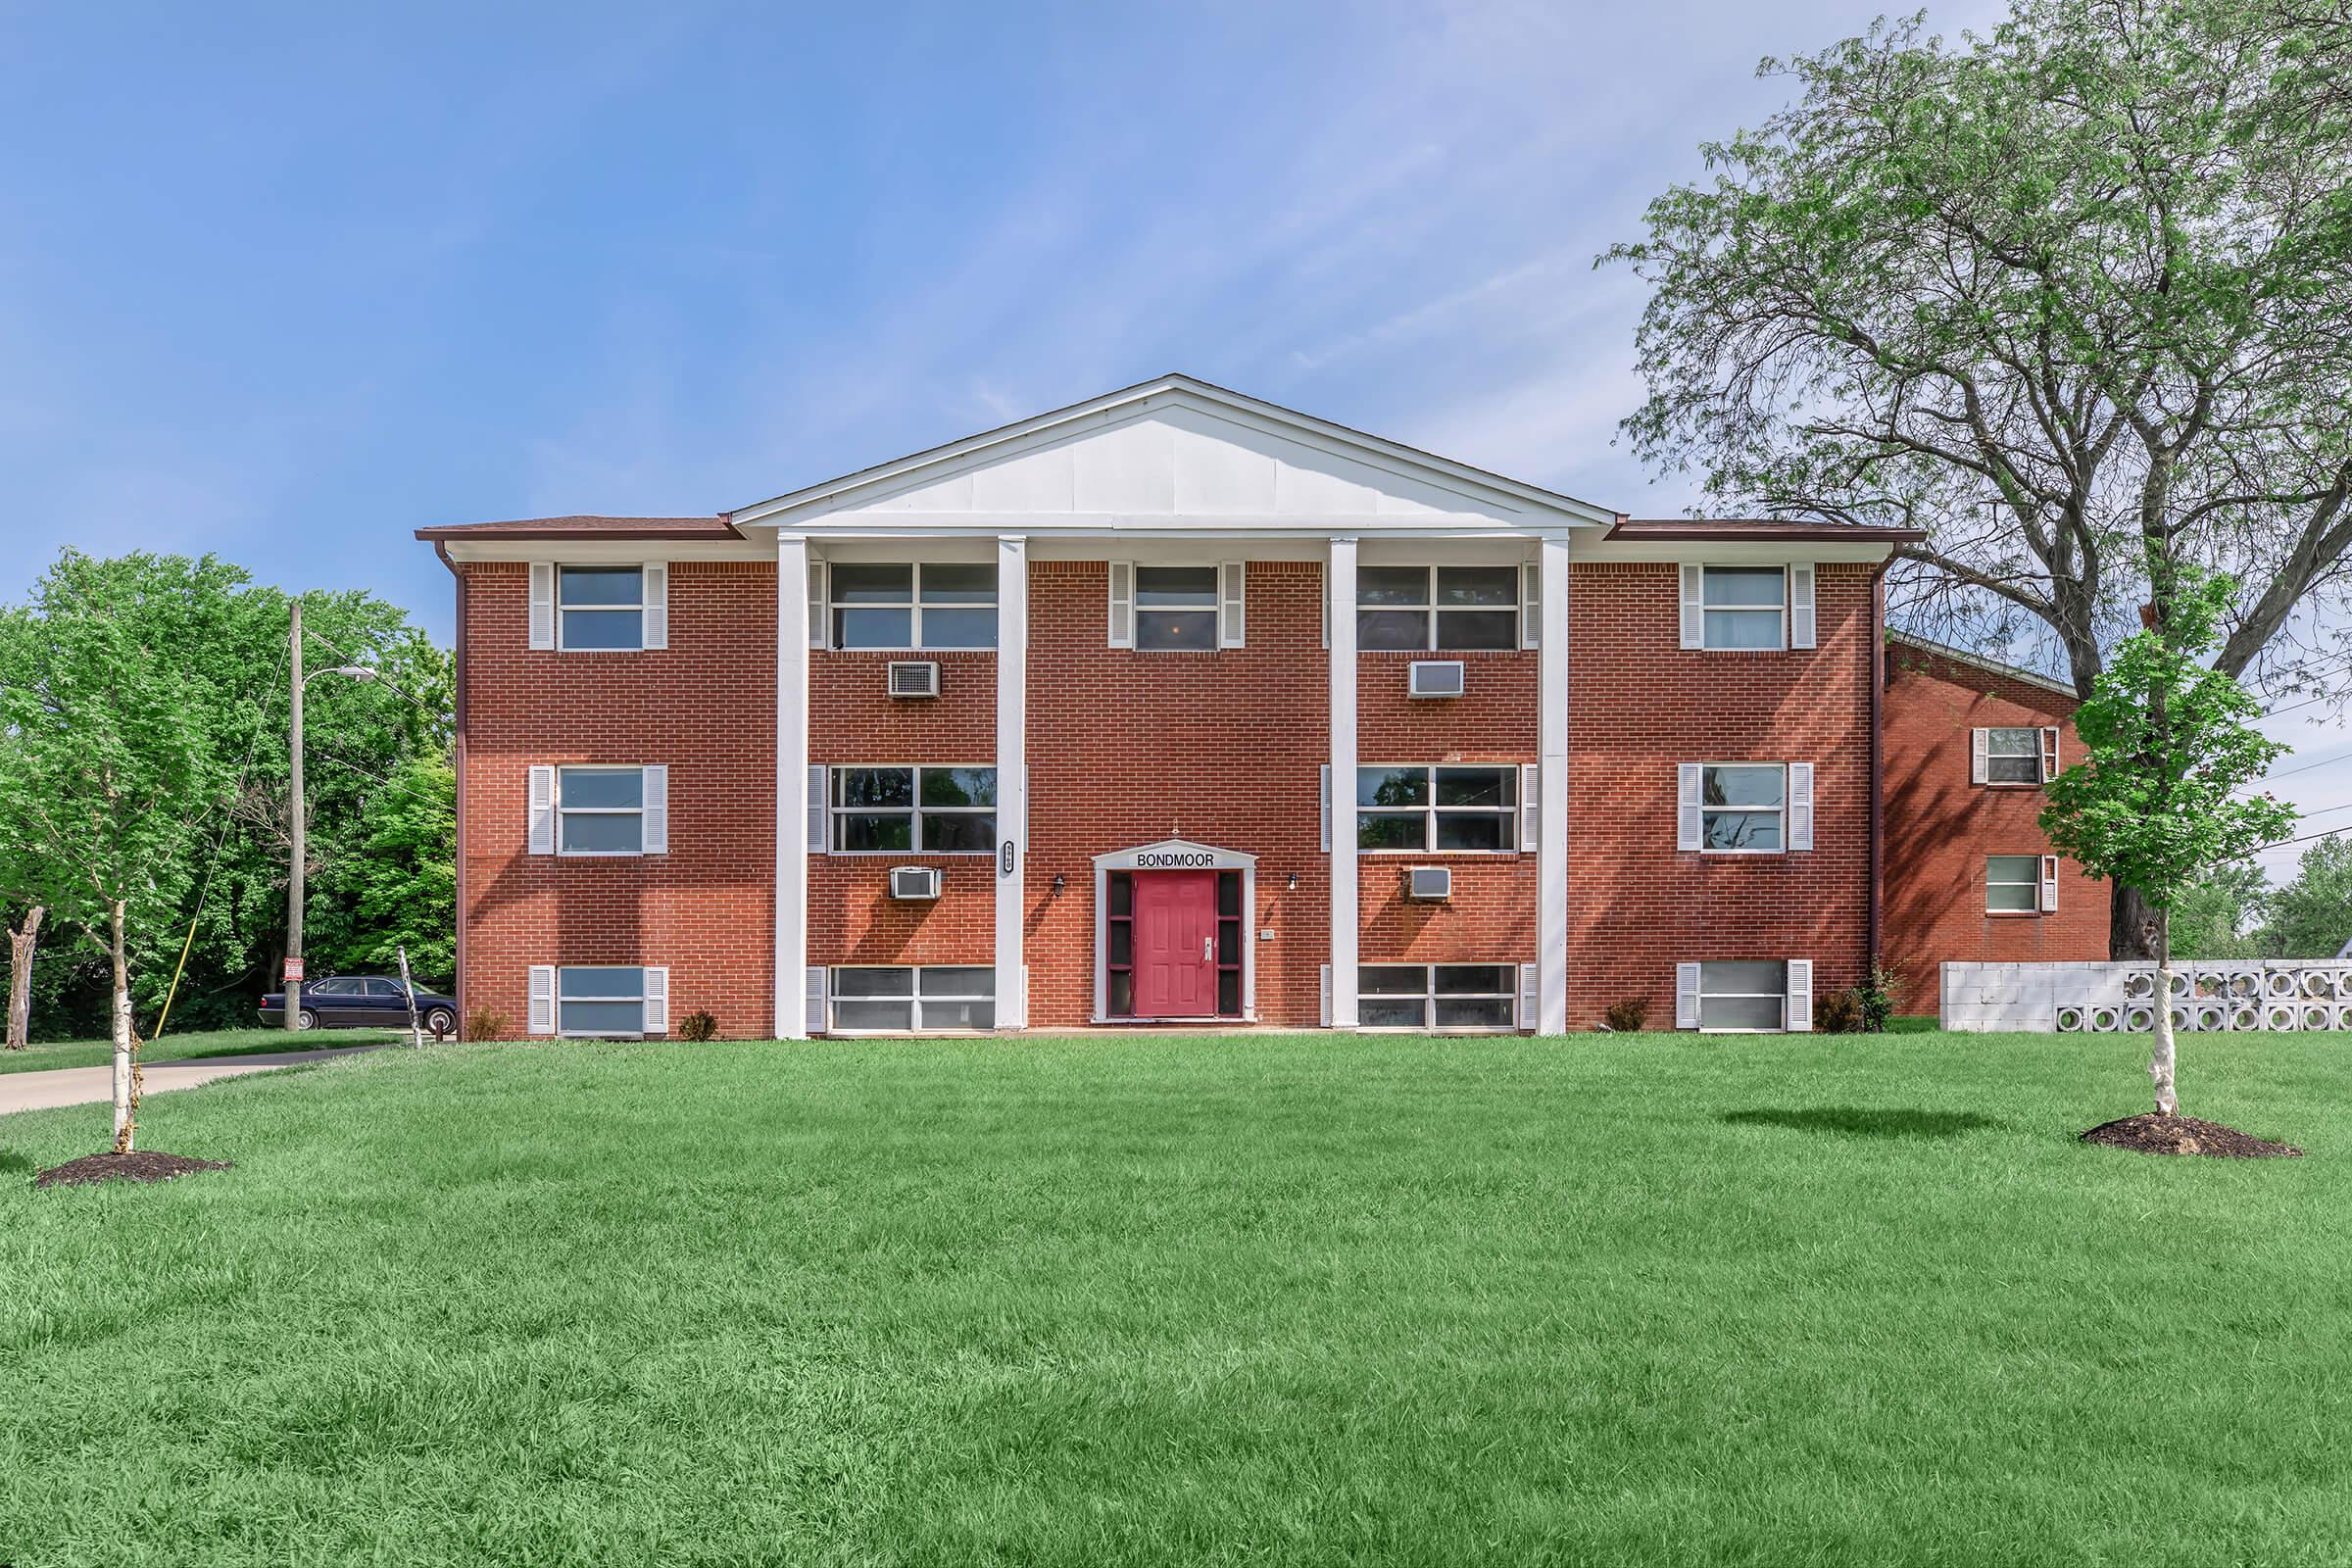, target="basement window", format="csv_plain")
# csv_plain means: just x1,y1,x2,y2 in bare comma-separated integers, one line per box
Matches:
558,966,648,1036
829,966,995,1032
1358,964,1518,1030
1698,960,1787,1032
